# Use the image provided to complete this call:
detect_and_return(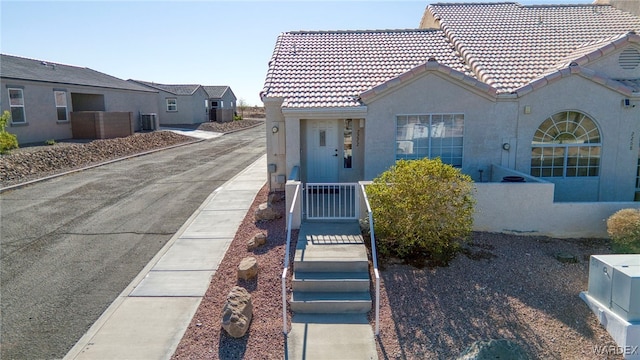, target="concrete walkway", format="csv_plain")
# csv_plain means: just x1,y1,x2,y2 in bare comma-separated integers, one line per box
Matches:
64,154,267,360
159,126,223,140
287,221,379,360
